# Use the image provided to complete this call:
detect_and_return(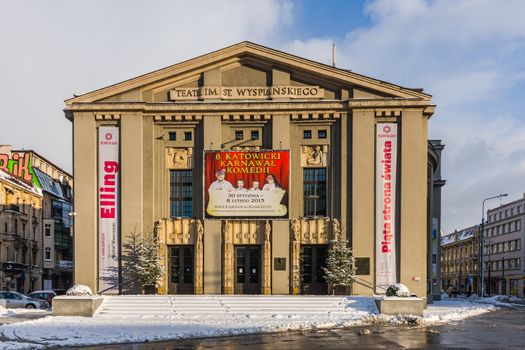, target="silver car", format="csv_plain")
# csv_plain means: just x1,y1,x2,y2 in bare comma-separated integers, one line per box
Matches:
0,291,49,309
